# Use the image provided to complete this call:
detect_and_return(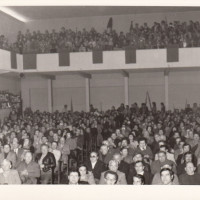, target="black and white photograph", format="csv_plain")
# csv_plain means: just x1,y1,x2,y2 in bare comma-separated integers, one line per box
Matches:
0,0,200,199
